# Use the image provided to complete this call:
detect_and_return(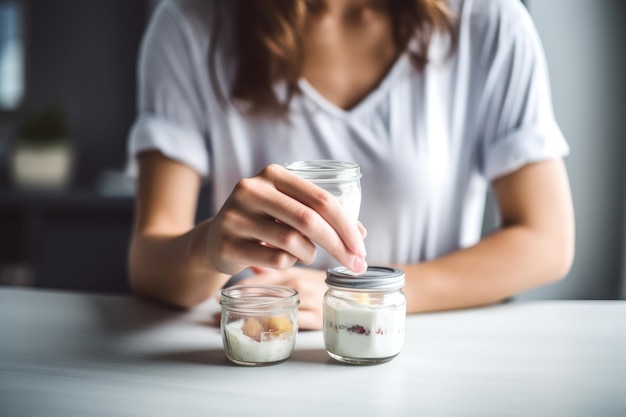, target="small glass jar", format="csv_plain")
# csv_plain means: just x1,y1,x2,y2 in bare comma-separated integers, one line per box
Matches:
284,160,362,221
323,266,406,365
220,285,299,366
